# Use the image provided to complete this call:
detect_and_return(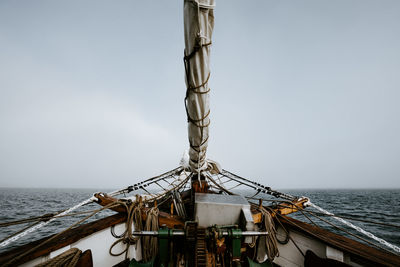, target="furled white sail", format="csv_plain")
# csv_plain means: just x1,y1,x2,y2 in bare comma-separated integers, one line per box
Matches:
183,0,215,172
